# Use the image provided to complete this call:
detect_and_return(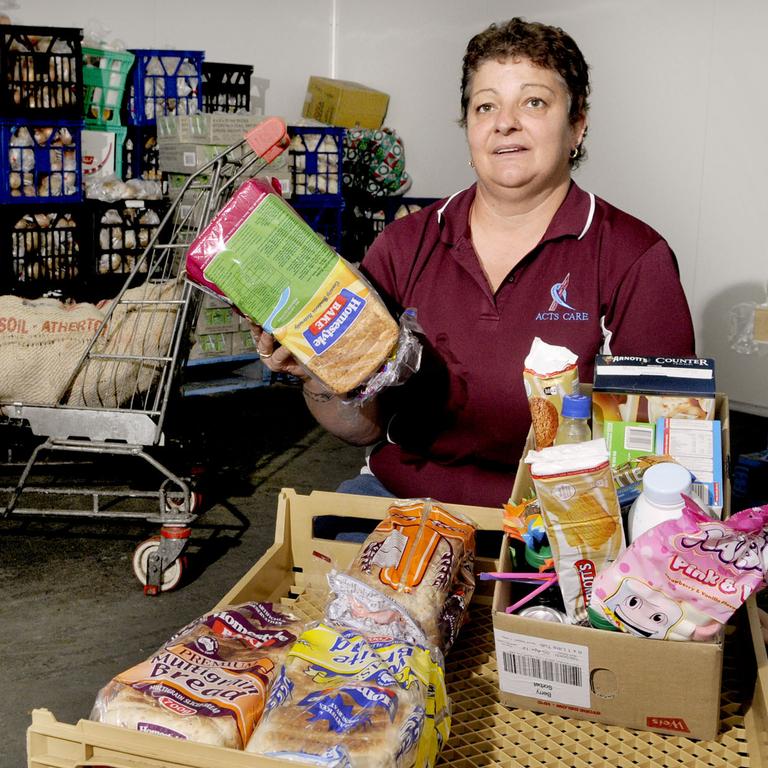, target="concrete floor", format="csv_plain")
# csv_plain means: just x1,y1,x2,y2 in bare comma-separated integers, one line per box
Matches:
0,383,365,768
